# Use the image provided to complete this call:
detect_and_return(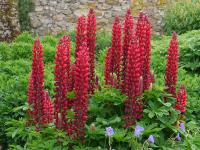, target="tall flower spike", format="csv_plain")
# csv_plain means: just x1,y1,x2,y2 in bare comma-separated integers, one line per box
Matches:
165,32,179,97
73,48,90,139
175,85,187,113
142,15,152,90
136,12,152,91
29,39,46,125
124,36,143,128
75,16,87,58
110,16,122,88
87,9,96,94
54,36,70,129
122,9,134,87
